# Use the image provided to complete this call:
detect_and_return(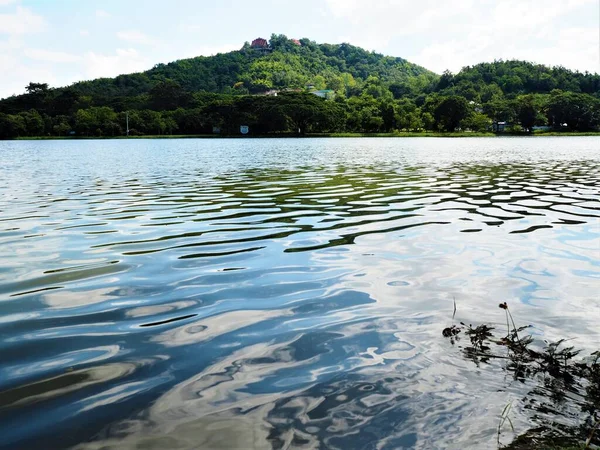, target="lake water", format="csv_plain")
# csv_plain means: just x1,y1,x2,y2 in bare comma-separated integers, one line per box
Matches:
0,137,598,449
